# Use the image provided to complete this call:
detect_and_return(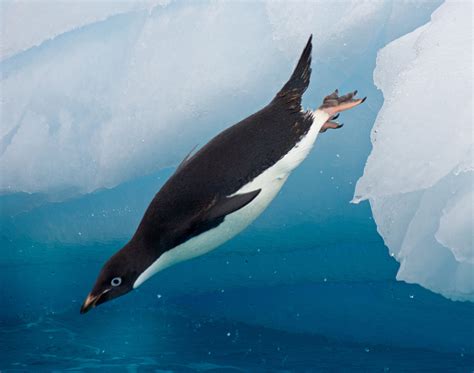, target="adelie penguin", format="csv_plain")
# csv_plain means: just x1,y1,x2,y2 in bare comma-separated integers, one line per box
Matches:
80,35,366,314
